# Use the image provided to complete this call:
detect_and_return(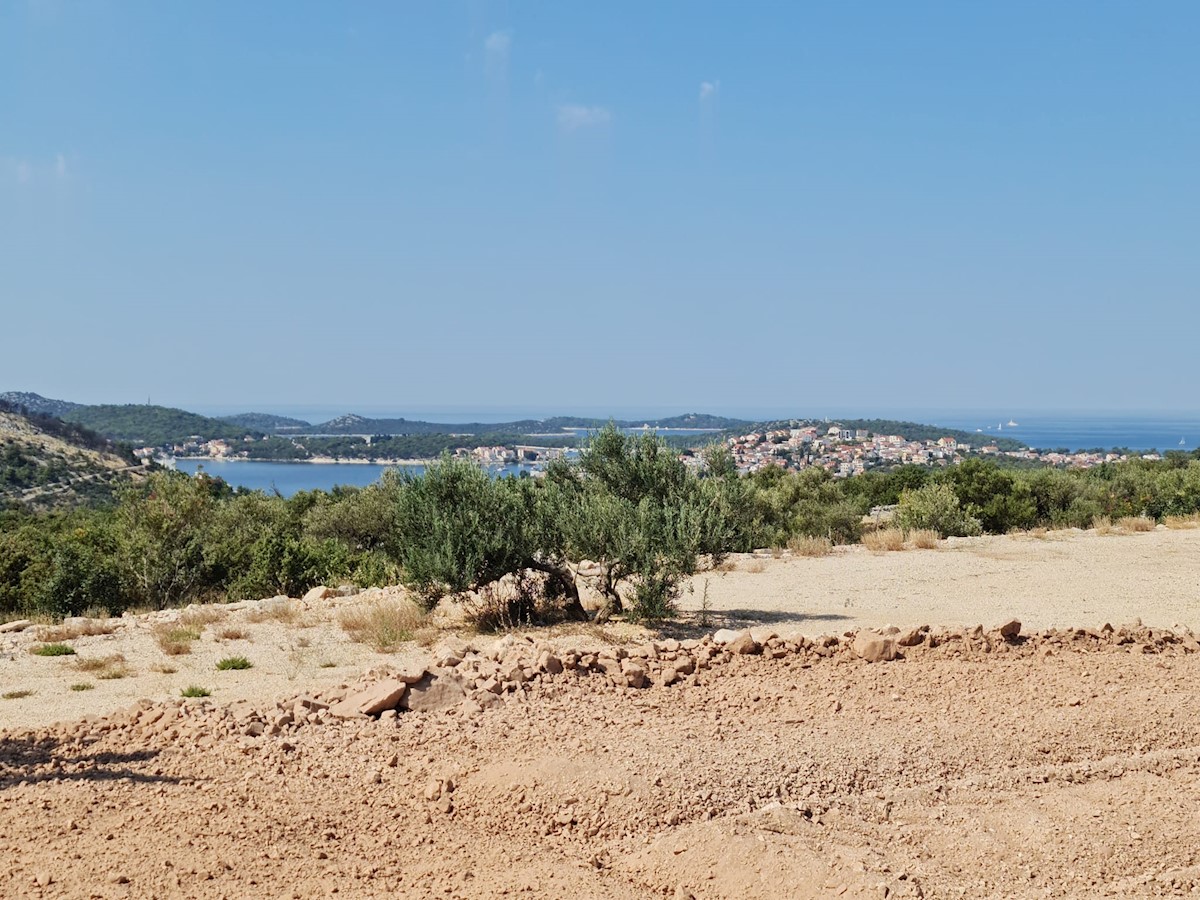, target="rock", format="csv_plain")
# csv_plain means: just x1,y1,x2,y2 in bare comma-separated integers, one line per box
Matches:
621,660,648,688
538,651,564,675
852,631,899,663
897,628,926,647
303,586,334,603
329,679,408,718
660,666,680,687
713,628,741,645
401,671,467,713
999,619,1022,640
726,631,762,656
0,619,32,633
